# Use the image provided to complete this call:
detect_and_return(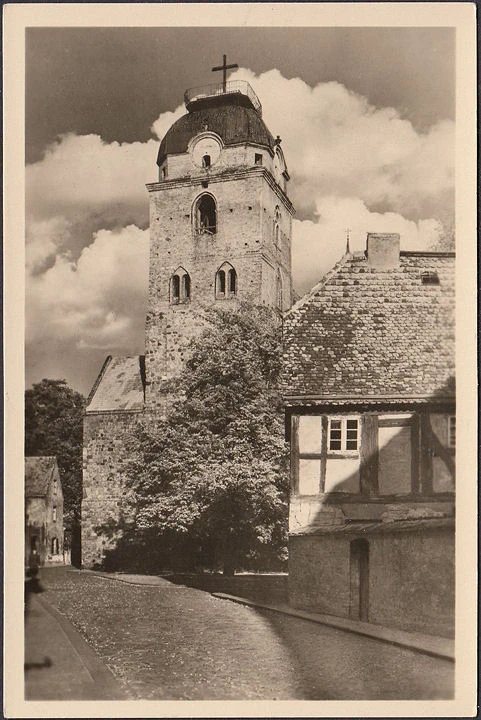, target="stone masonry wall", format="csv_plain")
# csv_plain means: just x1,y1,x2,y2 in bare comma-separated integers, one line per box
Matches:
145,167,293,410
25,475,64,565
82,411,141,568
